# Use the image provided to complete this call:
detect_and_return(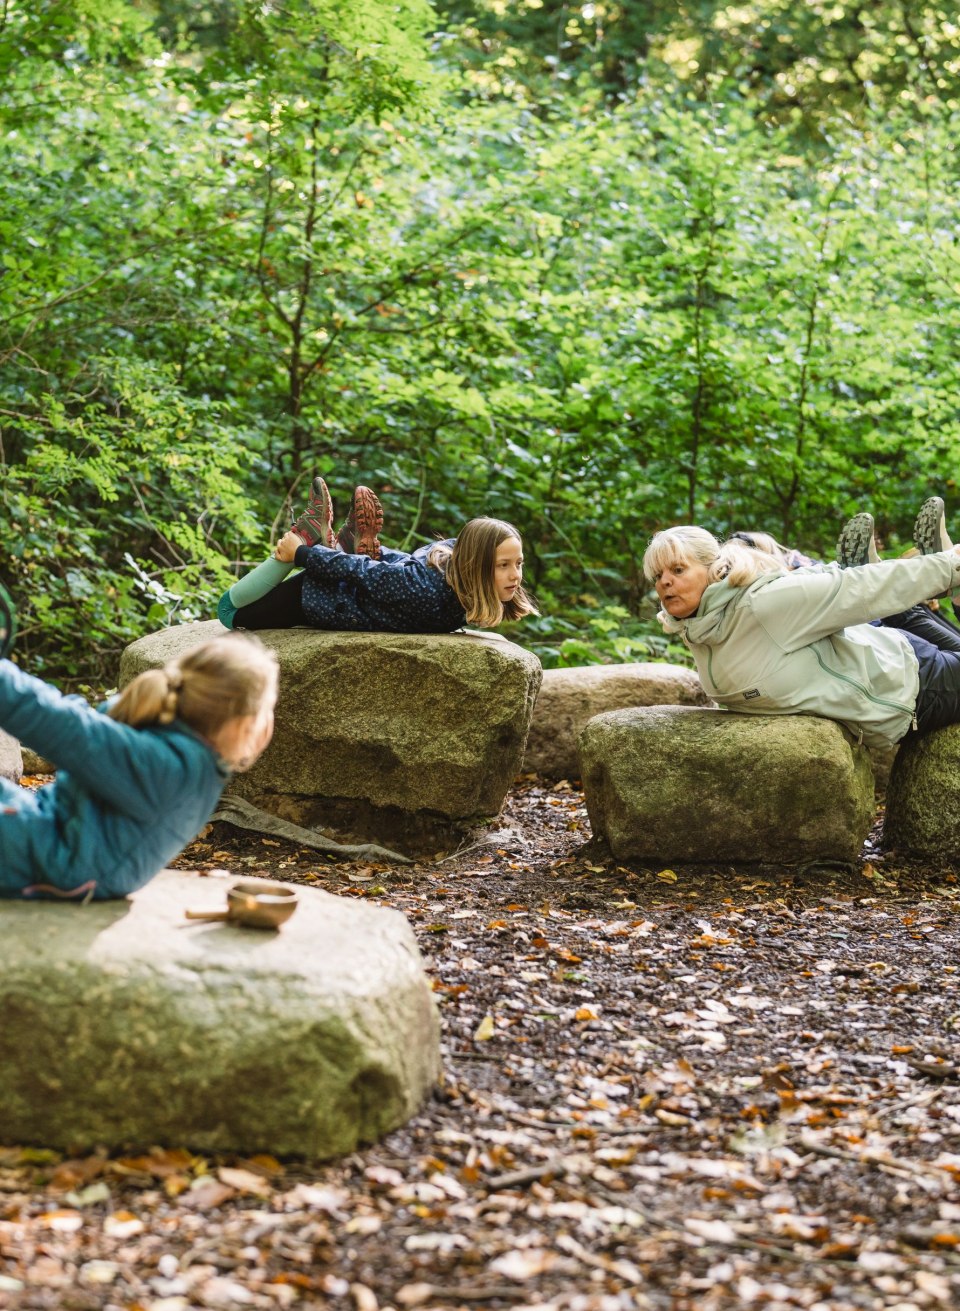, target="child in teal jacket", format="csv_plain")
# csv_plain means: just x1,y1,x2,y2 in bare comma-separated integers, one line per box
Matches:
0,635,278,901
